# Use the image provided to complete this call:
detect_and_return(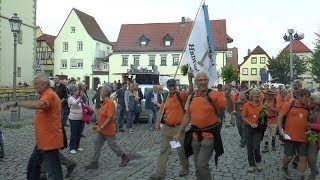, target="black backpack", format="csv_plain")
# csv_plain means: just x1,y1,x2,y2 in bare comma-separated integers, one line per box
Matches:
160,92,185,124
